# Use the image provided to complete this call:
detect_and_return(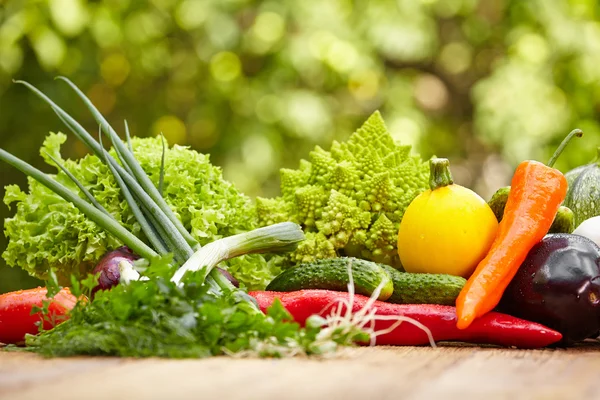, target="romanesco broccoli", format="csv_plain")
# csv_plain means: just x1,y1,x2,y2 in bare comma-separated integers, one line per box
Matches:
256,111,430,268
